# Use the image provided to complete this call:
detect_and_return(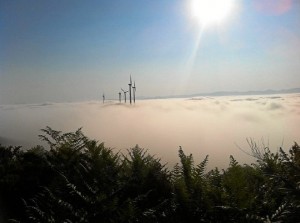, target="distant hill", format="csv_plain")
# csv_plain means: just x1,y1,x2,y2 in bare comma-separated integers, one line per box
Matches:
199,88,300,96
0,136,28,147
140,88,300,99
0,136,16,146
